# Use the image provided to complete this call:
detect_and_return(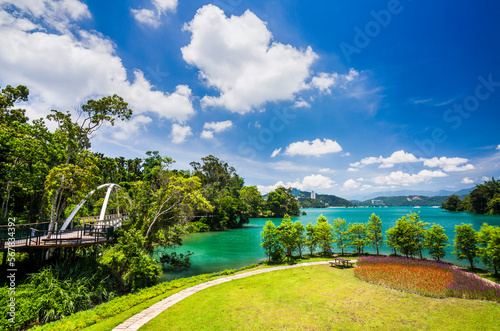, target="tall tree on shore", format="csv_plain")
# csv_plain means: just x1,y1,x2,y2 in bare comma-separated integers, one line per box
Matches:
332,218,348,255
453,223,479,270
366,213,383,255
316,214,333,256
305,222,318,256
477,223,500,276
425,224,449,262
261,220,283,263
